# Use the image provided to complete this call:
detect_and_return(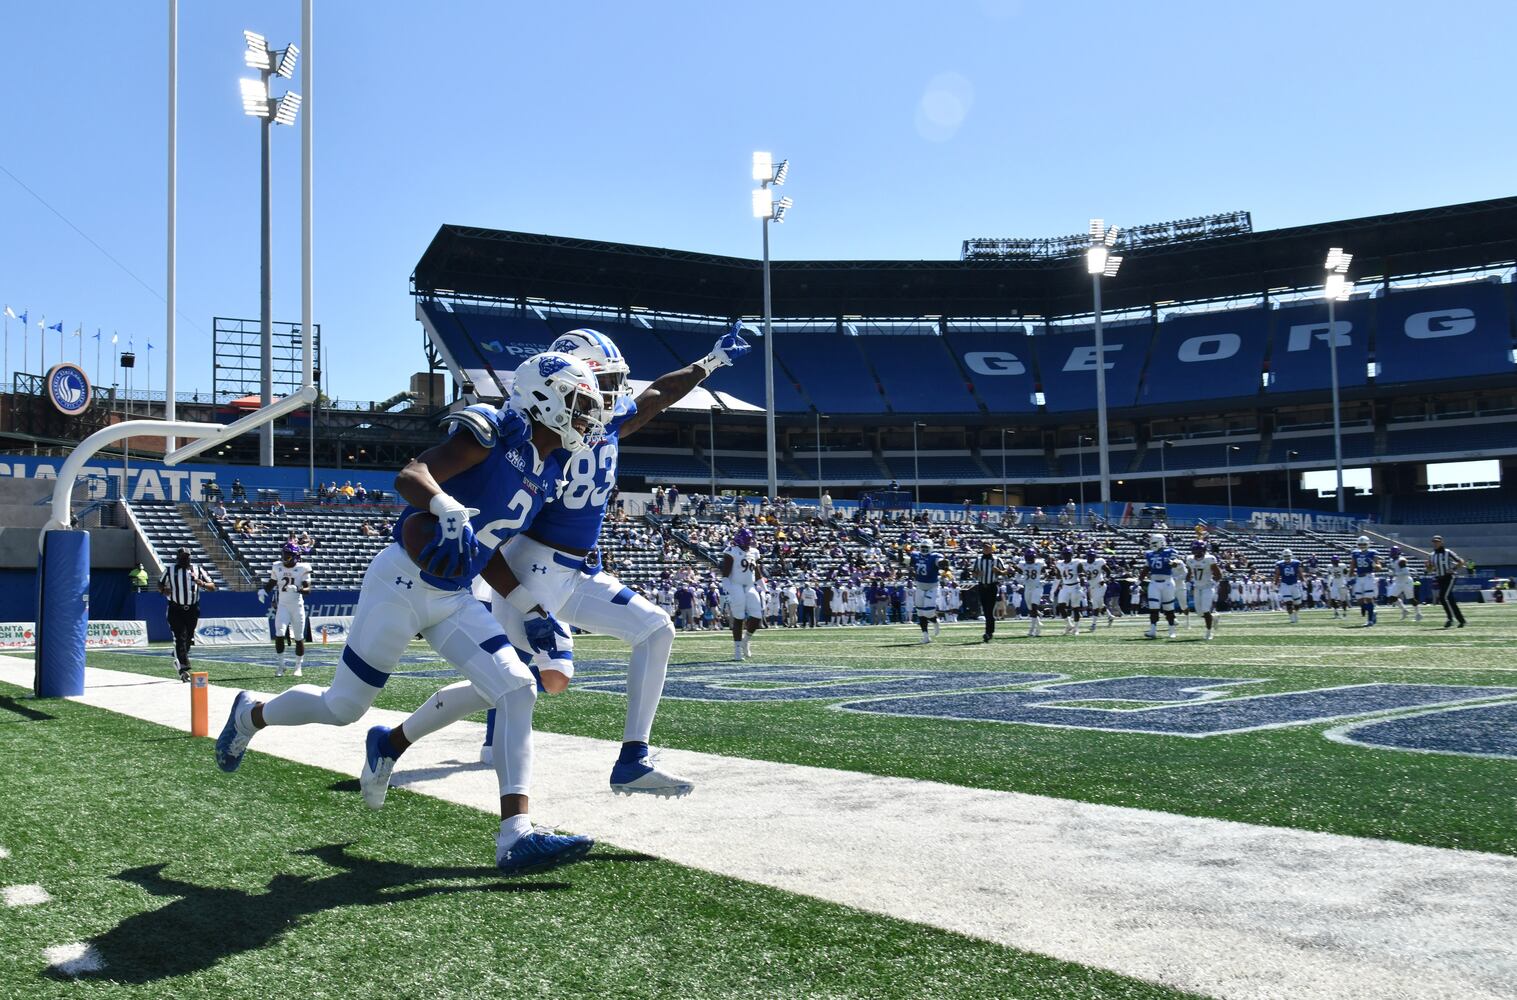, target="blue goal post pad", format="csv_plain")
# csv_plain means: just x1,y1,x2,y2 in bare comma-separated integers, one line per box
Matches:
36,529,89,697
